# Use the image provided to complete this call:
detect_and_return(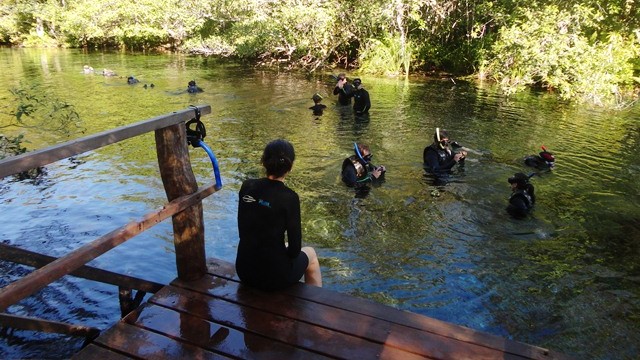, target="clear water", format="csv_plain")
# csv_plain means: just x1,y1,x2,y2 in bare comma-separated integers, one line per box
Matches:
1,48,639,359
